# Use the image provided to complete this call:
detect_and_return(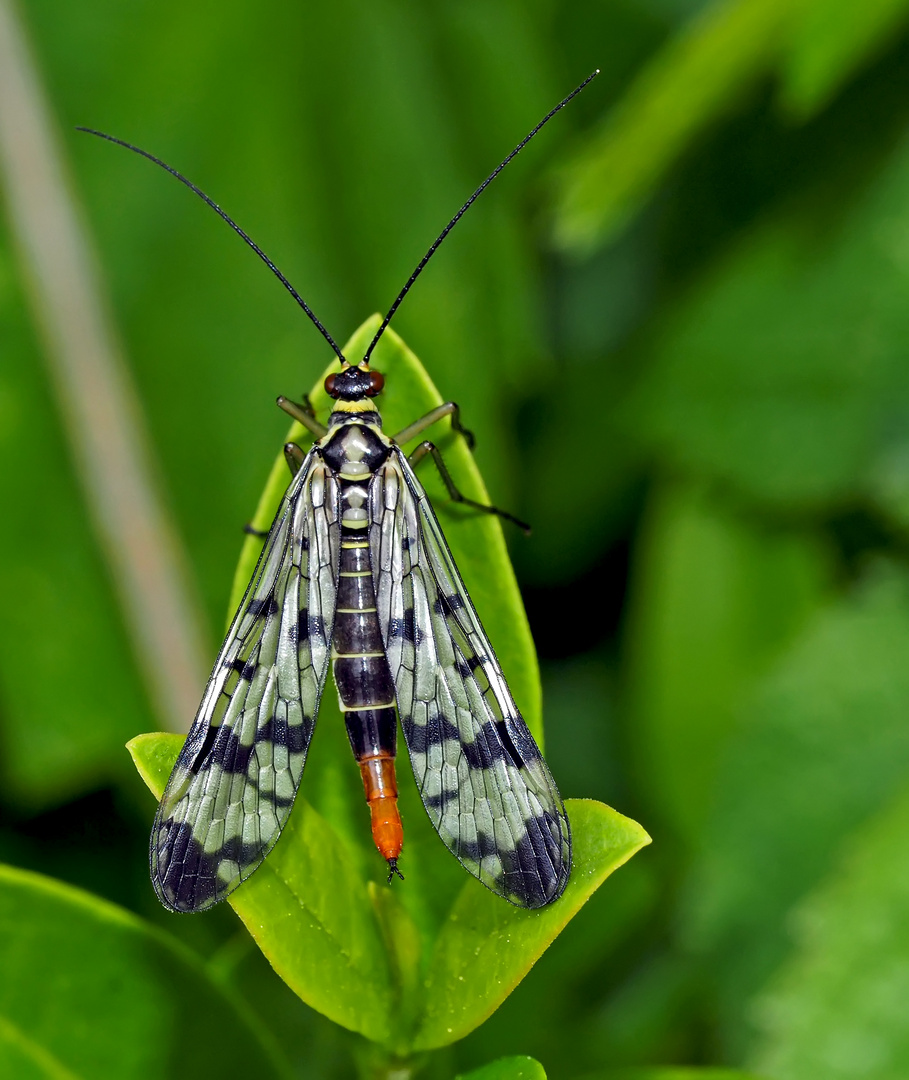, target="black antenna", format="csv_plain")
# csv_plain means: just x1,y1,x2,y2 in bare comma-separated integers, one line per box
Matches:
76,127,348,365
361,68,600,366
